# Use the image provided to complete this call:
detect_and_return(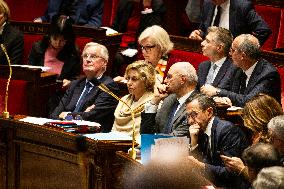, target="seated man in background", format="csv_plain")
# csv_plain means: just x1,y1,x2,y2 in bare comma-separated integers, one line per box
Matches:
0,0,24,65
34,0,103,27
50,42,119,132
140,62,199,136
253,166,284,189
187,94,249,188
202,34,281,107
189,0,271,46
197,26,237,95
242,143,282,183
267,115,284,164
